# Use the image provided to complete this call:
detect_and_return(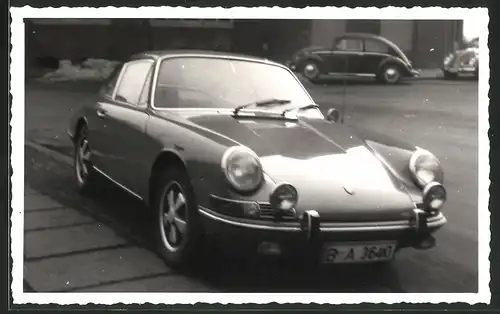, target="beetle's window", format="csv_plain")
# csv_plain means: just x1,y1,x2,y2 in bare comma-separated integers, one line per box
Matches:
336,39,363,52
153,57,312,110
115,60,153,105
364,39,389,53
100,63,123,97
